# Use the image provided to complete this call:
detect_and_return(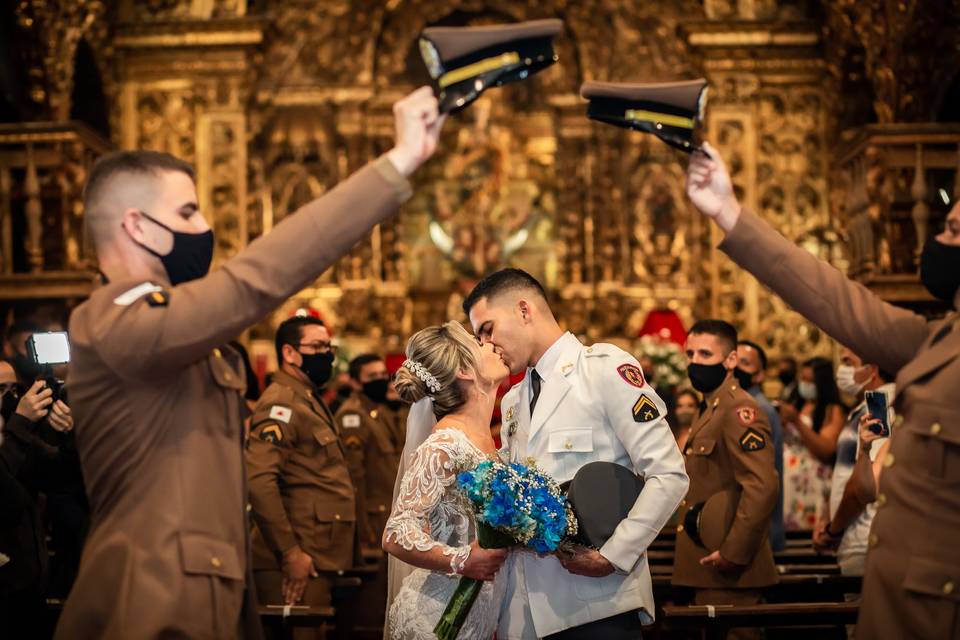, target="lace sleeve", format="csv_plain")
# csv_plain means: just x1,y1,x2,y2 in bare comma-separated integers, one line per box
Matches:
384,431,472,575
